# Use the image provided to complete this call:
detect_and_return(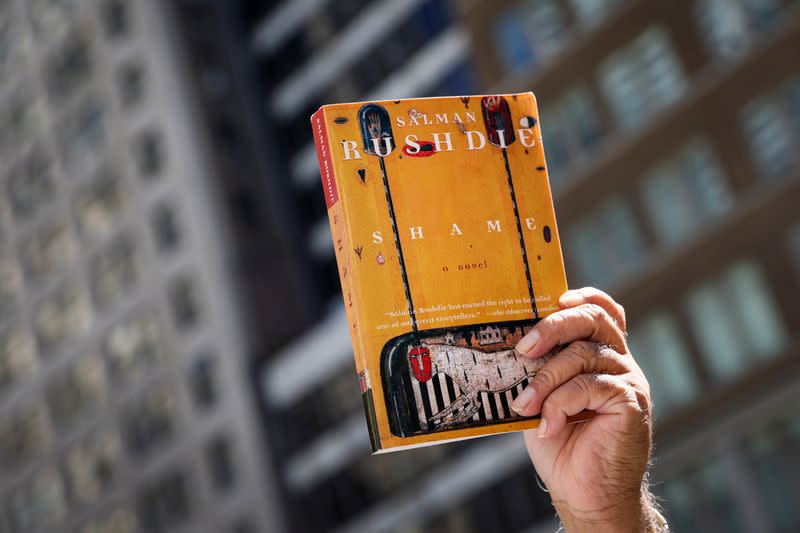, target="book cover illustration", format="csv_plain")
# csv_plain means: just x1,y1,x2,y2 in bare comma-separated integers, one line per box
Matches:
311,93,568,452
